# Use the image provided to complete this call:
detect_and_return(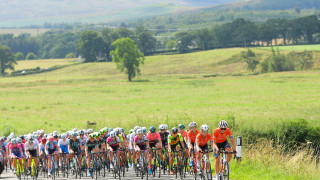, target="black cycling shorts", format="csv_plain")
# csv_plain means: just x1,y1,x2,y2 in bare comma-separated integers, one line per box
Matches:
28,150,37,158
214,140,231,156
